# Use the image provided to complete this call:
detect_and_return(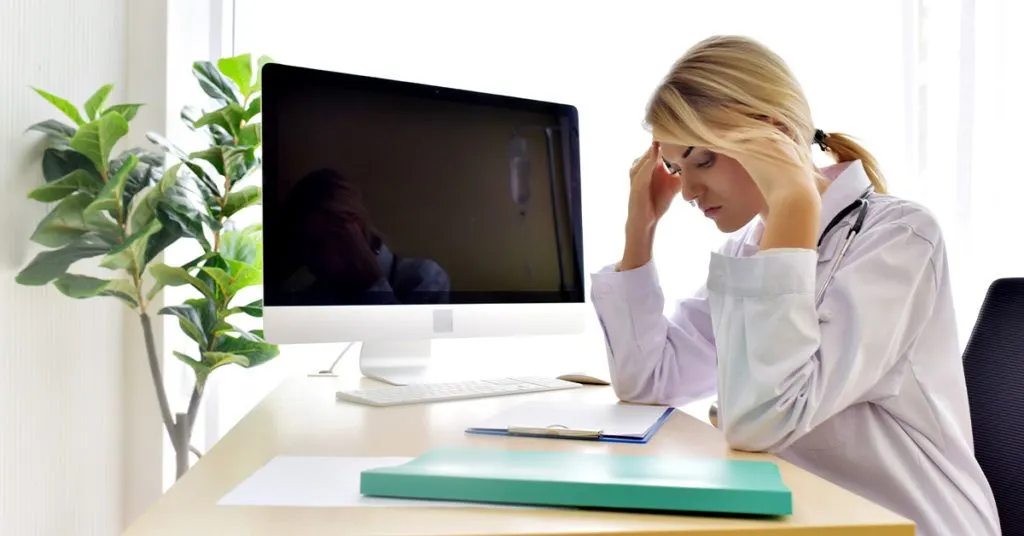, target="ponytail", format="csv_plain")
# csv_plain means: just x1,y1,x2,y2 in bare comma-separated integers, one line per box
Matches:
820,132,887,194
